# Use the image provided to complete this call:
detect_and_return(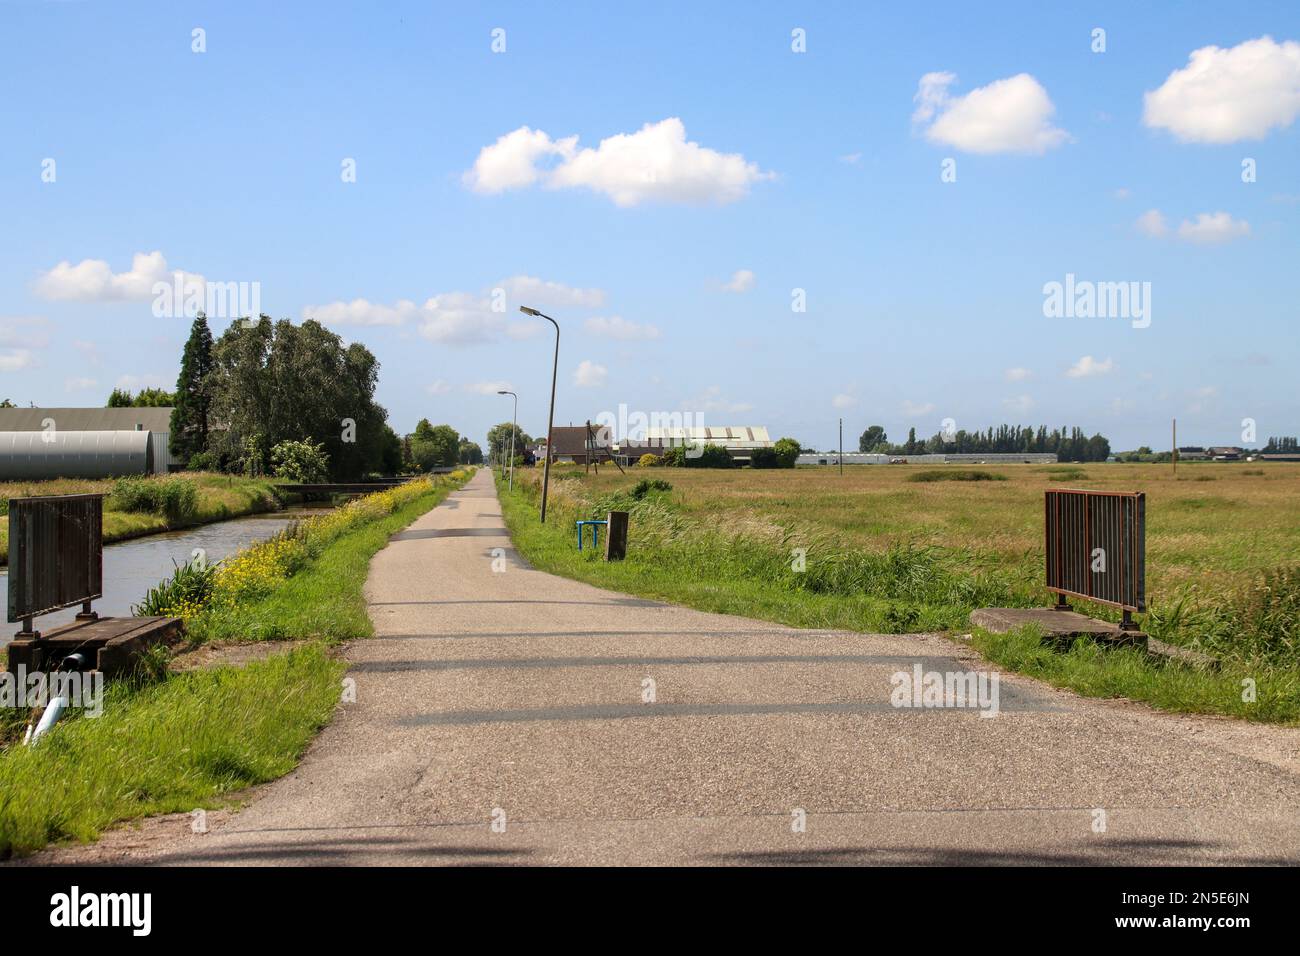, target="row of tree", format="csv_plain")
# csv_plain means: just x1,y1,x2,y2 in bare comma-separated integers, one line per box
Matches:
165,314,478,481
857,424,1112,461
